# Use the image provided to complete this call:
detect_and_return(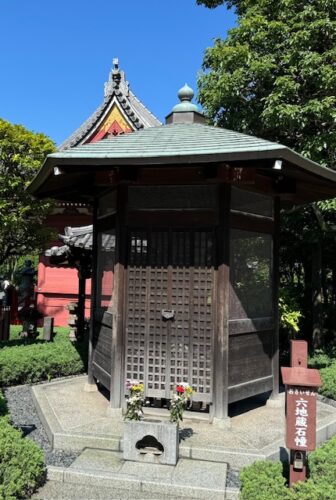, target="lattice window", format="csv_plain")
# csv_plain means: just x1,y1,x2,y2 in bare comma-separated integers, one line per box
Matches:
191,231,213,400
147,231,169,397
125,231,147,384
170,231,191,394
